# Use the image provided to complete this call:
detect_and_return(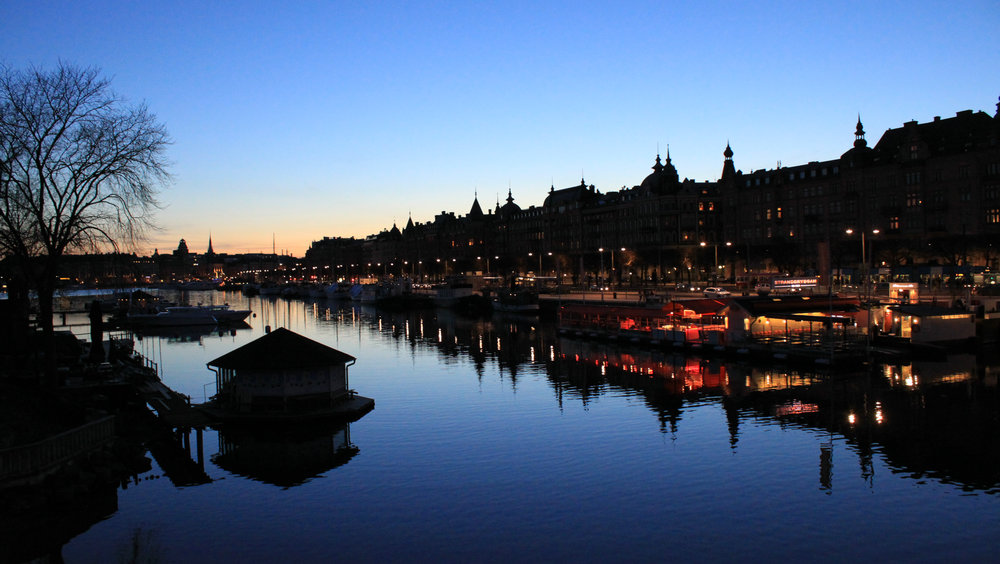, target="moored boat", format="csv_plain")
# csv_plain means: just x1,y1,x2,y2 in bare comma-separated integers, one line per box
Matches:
492,289,540,313
126,304,251,327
